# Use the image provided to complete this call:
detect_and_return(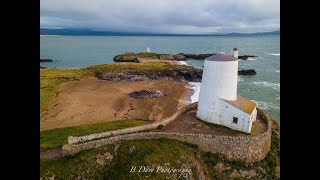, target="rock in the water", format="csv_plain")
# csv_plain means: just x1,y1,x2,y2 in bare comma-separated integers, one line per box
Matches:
40,58,53,62
238,69,257,76
40,66,47,69
178,53,214,59
238,55,258,60
128,89,166,99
